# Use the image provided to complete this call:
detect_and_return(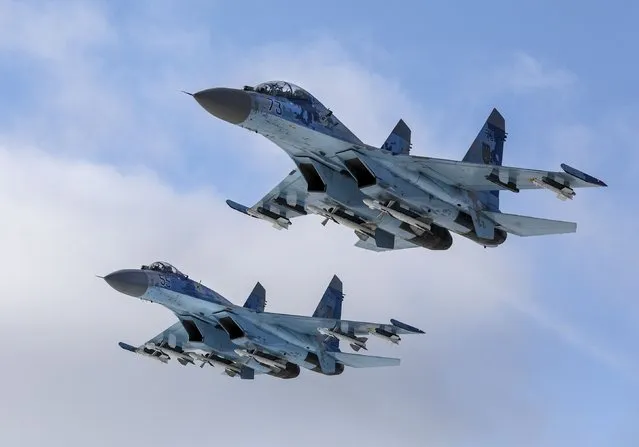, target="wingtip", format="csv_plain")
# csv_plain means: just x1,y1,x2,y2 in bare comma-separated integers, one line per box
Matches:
181,90,194,97
390,318,425,334
560,163,608,187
